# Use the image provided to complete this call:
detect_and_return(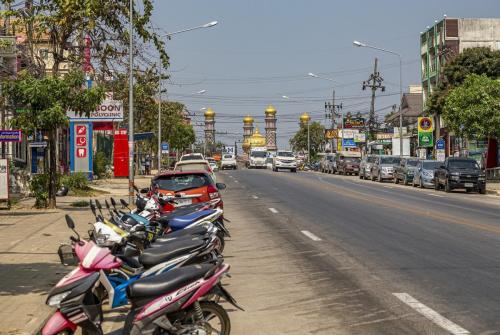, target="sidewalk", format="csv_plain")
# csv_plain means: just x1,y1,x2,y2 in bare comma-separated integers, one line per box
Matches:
486,181,500,196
